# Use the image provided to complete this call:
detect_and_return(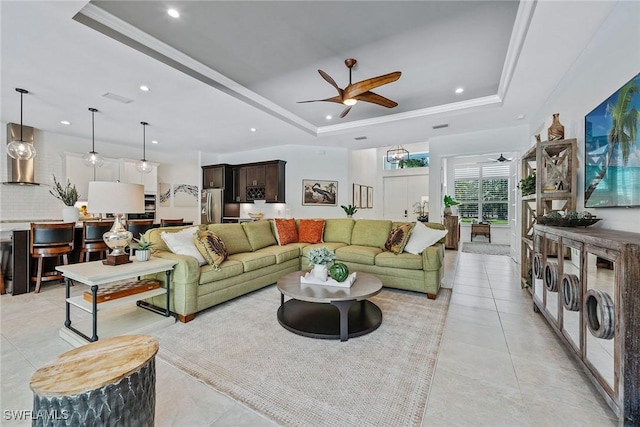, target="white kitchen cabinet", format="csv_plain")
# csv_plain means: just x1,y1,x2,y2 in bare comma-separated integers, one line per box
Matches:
120,160,158,194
